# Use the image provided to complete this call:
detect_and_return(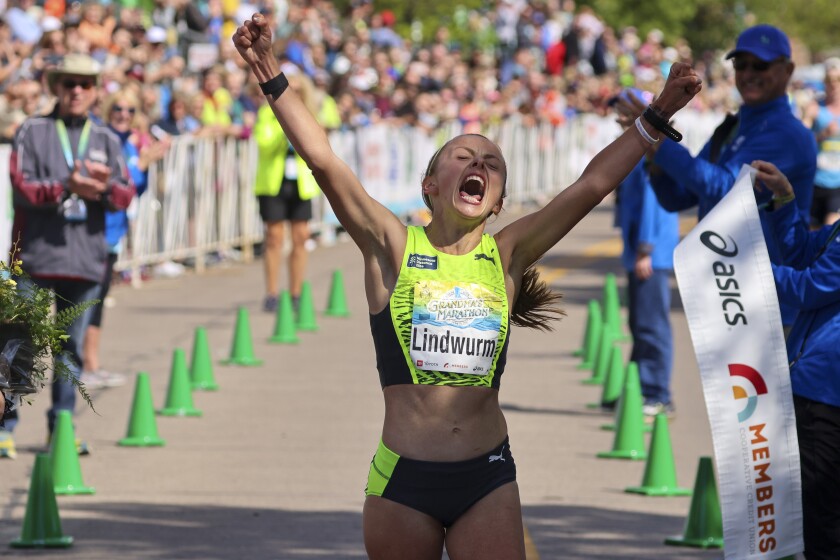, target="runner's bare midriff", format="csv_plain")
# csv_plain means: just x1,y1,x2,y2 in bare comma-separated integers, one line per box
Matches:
381,384,508,462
